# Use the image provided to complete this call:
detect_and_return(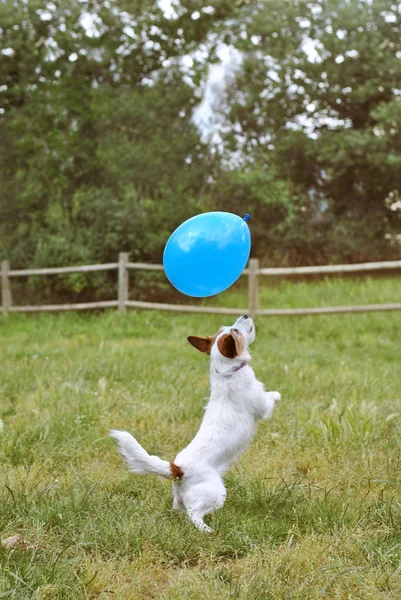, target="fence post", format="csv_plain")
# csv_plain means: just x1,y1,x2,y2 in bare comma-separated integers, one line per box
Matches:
248,258,259,318
118,253,129,314
1,260,12,316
